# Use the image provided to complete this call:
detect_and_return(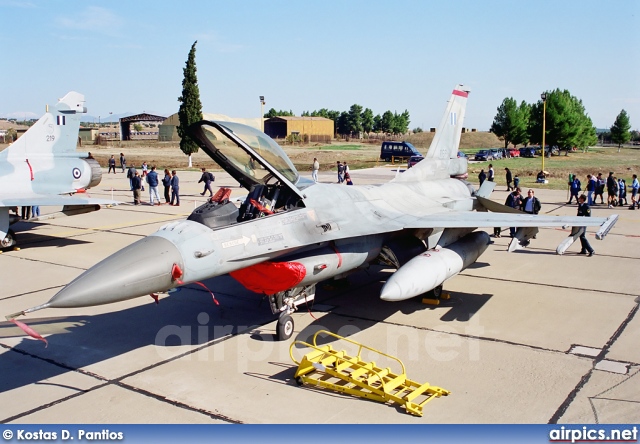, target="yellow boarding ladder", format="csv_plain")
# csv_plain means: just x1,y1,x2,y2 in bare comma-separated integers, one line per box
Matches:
289,330,450,417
